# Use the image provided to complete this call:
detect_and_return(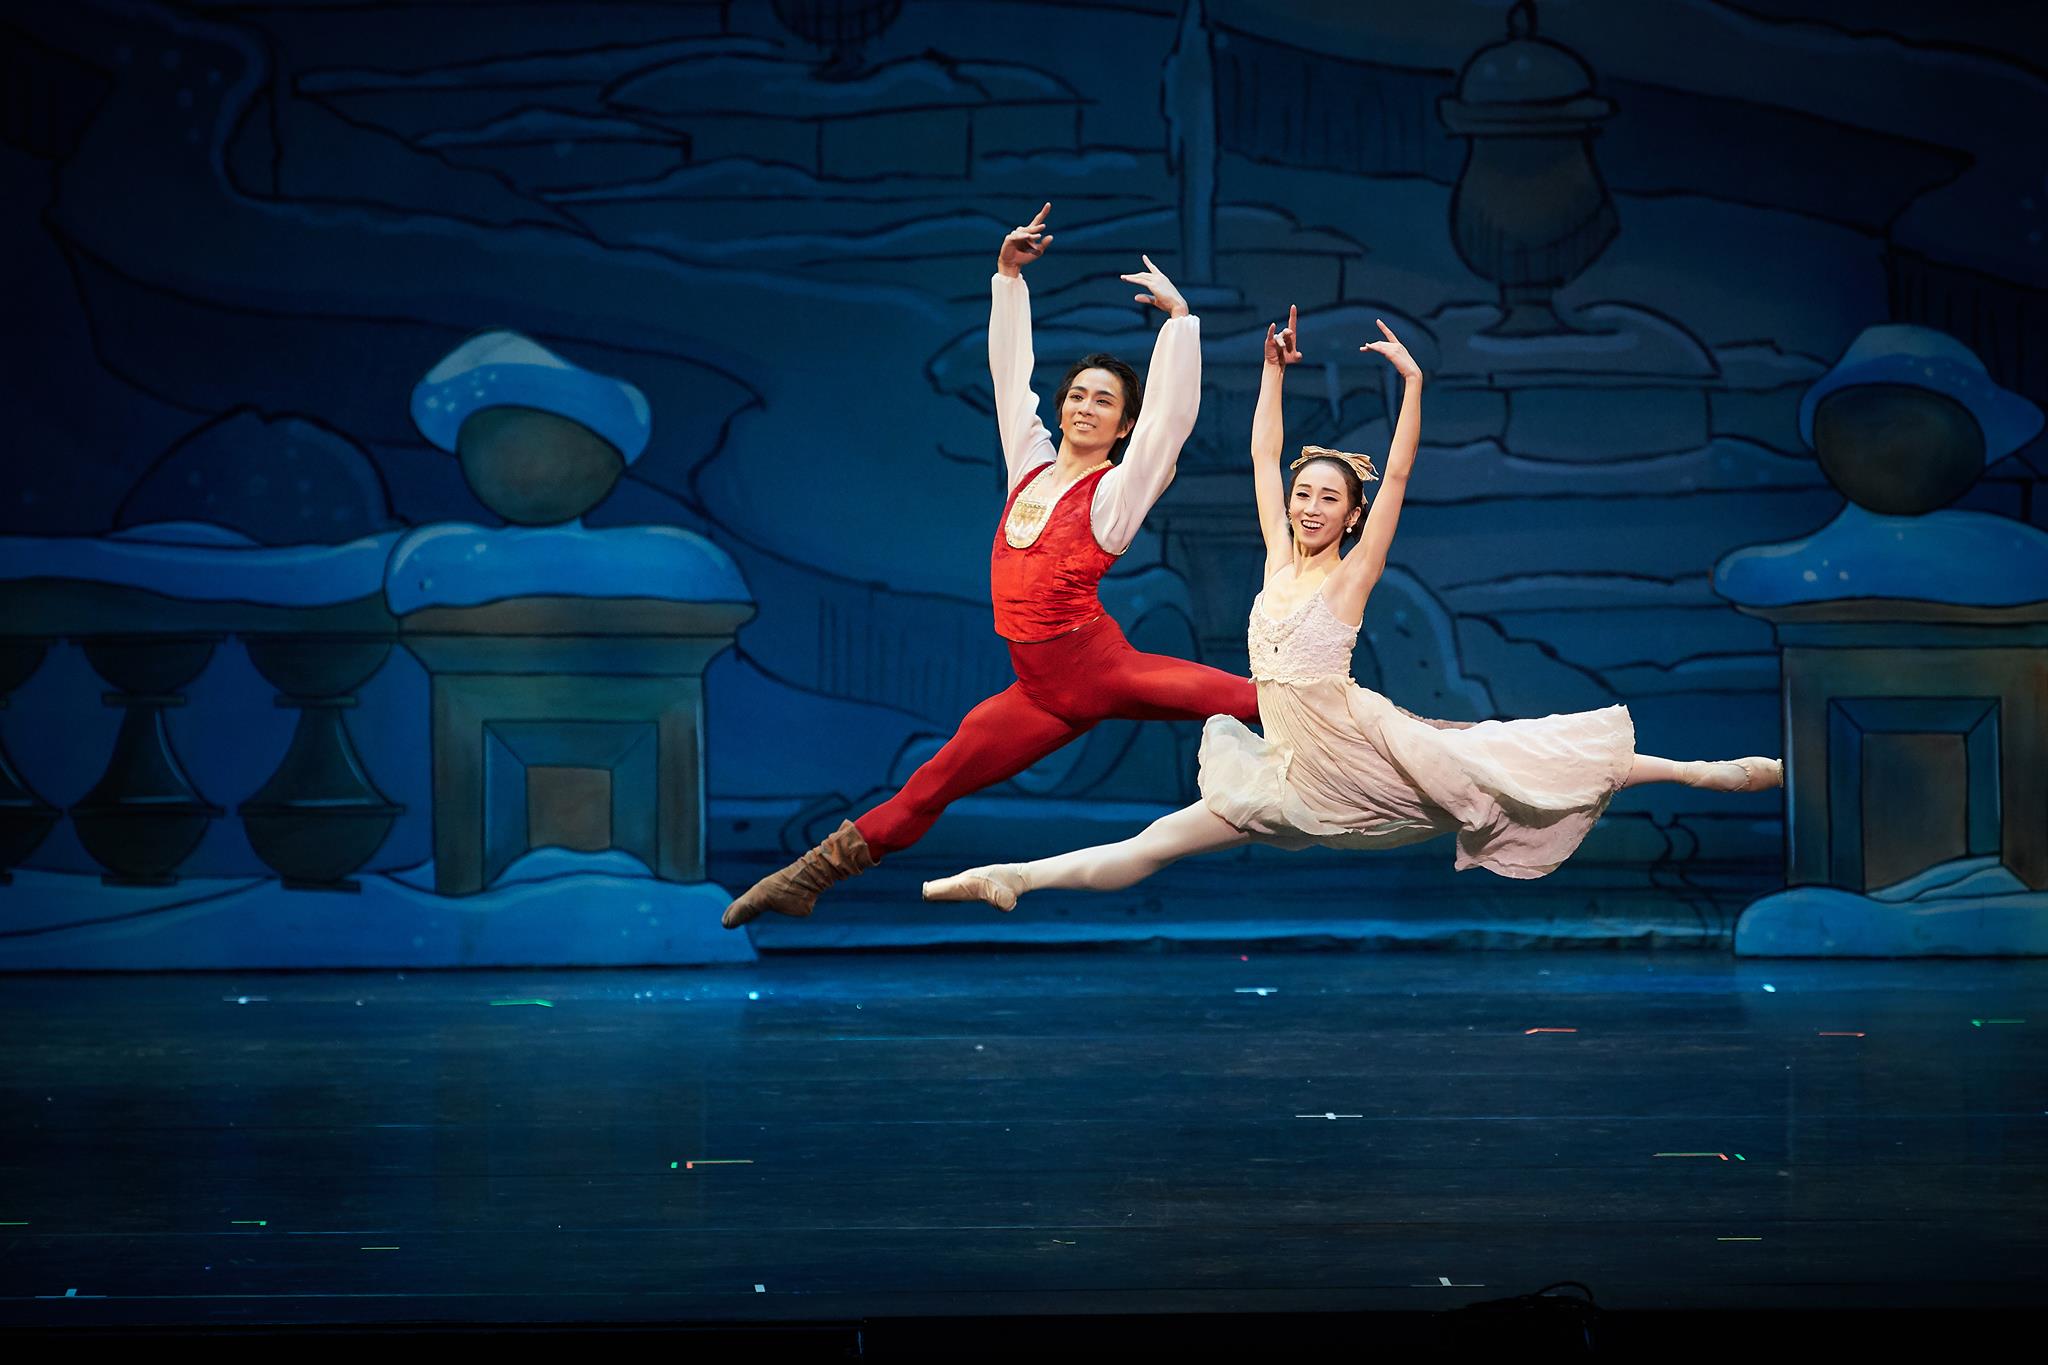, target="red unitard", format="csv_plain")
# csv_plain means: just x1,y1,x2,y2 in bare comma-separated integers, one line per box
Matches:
854,462,1259,858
